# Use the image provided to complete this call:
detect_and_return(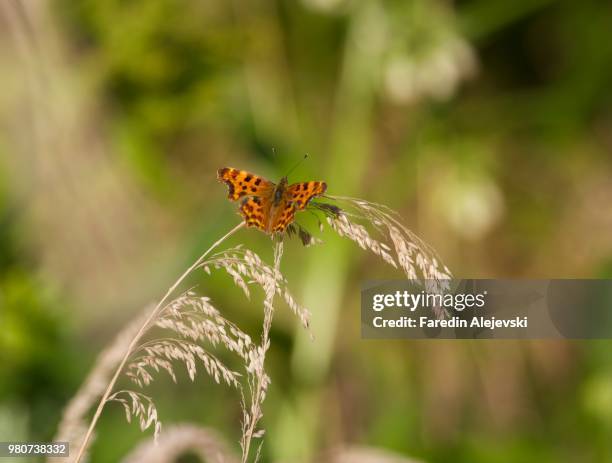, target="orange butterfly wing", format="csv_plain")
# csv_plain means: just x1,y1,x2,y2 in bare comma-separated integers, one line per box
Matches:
270,202,297,234
217,167,275,201
285,181,327,210
239,196,271,231
269,181,327,233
